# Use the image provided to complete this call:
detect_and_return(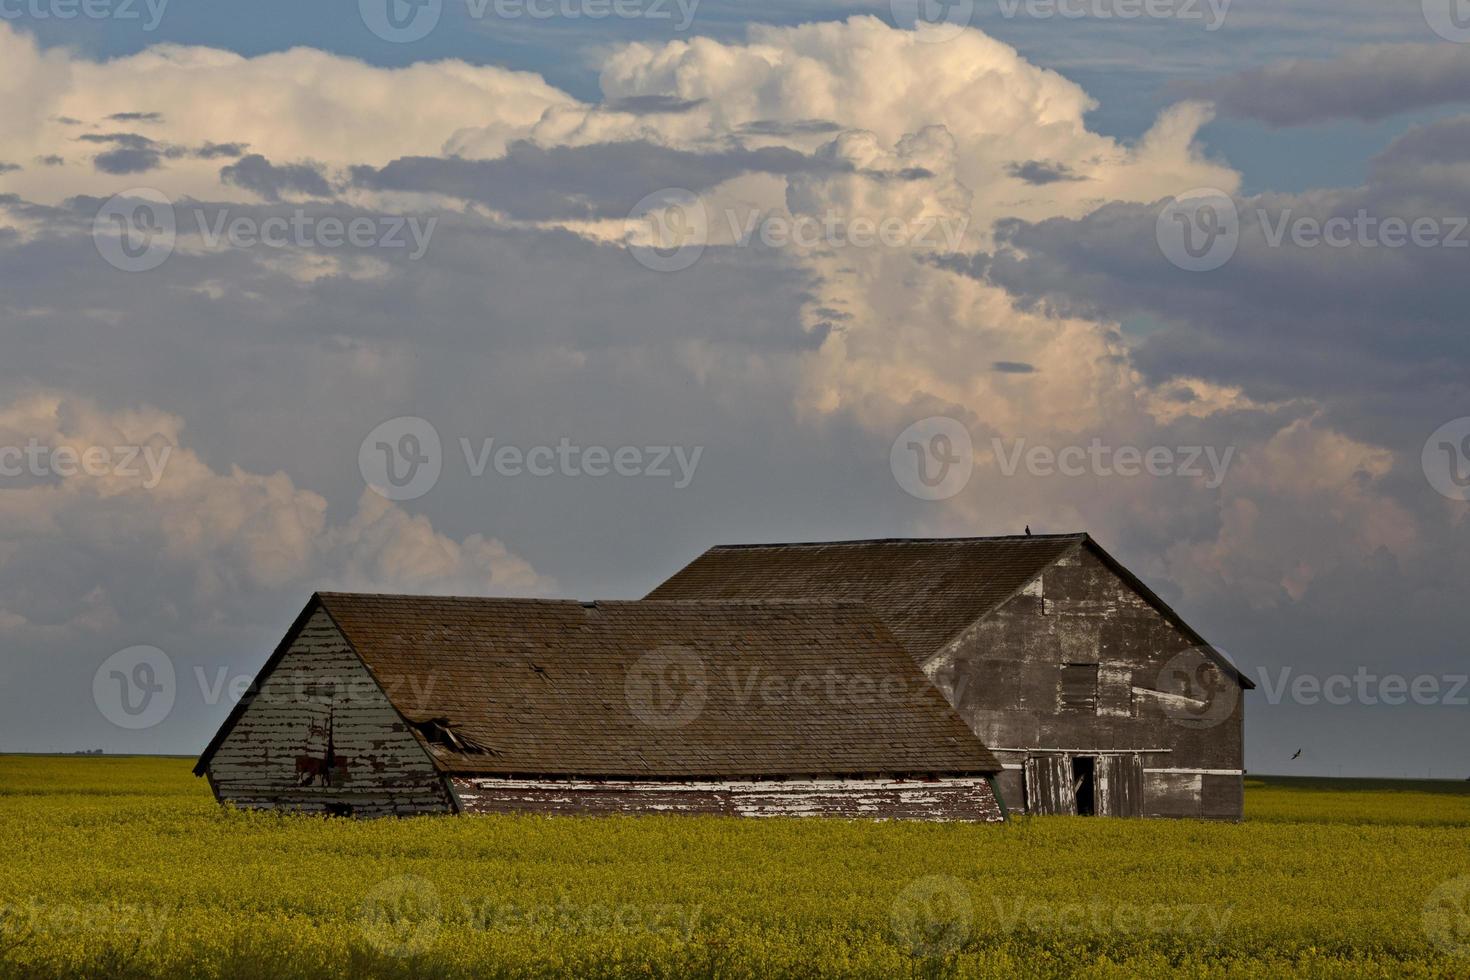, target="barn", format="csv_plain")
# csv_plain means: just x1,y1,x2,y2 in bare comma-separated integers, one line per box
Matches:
648,533,1254,820
194,593,1006,820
